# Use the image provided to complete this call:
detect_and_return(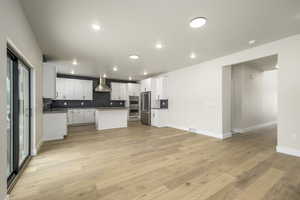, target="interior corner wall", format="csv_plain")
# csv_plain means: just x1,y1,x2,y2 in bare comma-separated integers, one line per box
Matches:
163,34,300,155
0,0,43,199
